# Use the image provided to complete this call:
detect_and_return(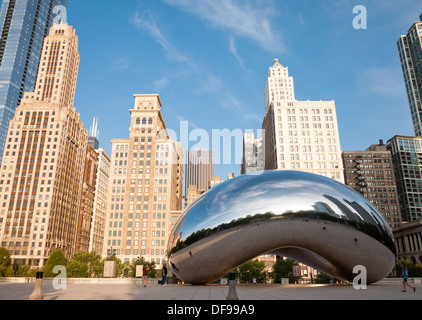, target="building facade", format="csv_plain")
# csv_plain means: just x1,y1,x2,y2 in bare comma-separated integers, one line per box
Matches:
89,147,110,255
262,59,344,183
103,94,183,266
185,149,214,194
387,136,422,222
186,184,205,209
241,131,264,175
75,145,98,253
393,220,422,265
0,0,68,161
342,141,402,228
0,23,87,266
260,58,344,274
397,14,422,136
